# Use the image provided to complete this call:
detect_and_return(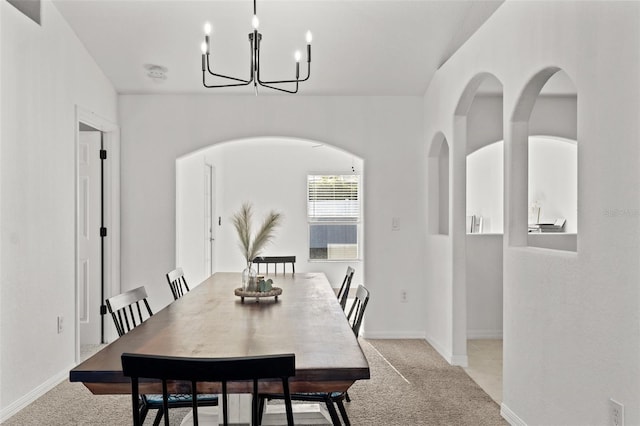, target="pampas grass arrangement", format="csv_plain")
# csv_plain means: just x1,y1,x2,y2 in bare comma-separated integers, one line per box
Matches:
232,202,282,265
